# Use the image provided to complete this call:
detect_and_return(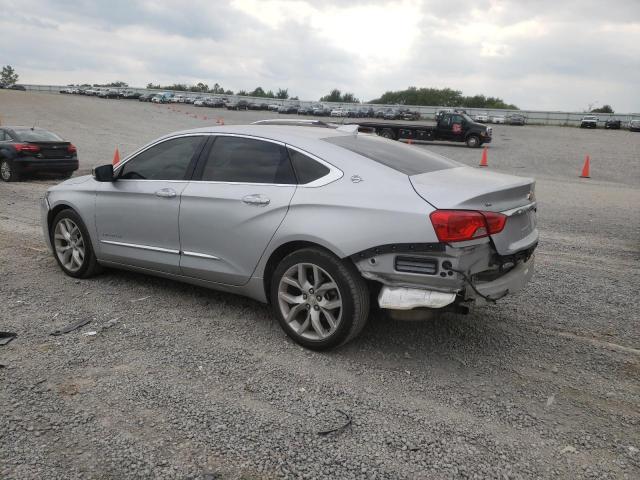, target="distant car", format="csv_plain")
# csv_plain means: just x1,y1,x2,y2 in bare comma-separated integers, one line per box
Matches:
604,119,621,130
474,113,489,123
152,93,173,103
330,108,347,117
312,105,331,116
204,97,226,108
580,115,598,128
506,114,526,126
401,110,421,121
491,115,506,124
630,119,640,132
278,105,299,114
9,84,26,91
0,126,78,182
138,93,155,102
122,91,141,100
42,125,538,350
297,106,313,115
226,100,249,110
170,95,186,103
268,104,280,111
99,89,120,99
